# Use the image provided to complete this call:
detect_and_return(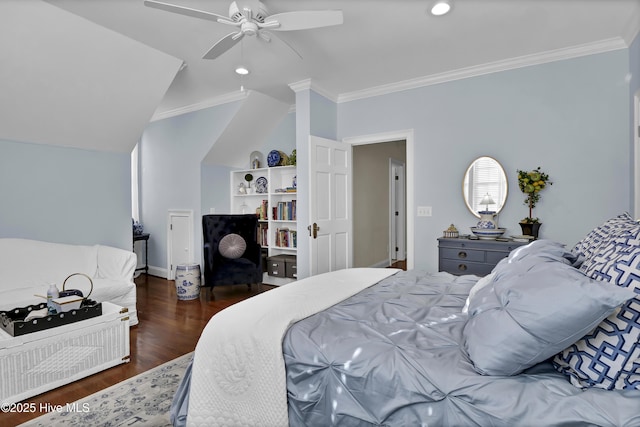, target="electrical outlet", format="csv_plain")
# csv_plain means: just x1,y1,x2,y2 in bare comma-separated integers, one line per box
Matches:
417,206,432,217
